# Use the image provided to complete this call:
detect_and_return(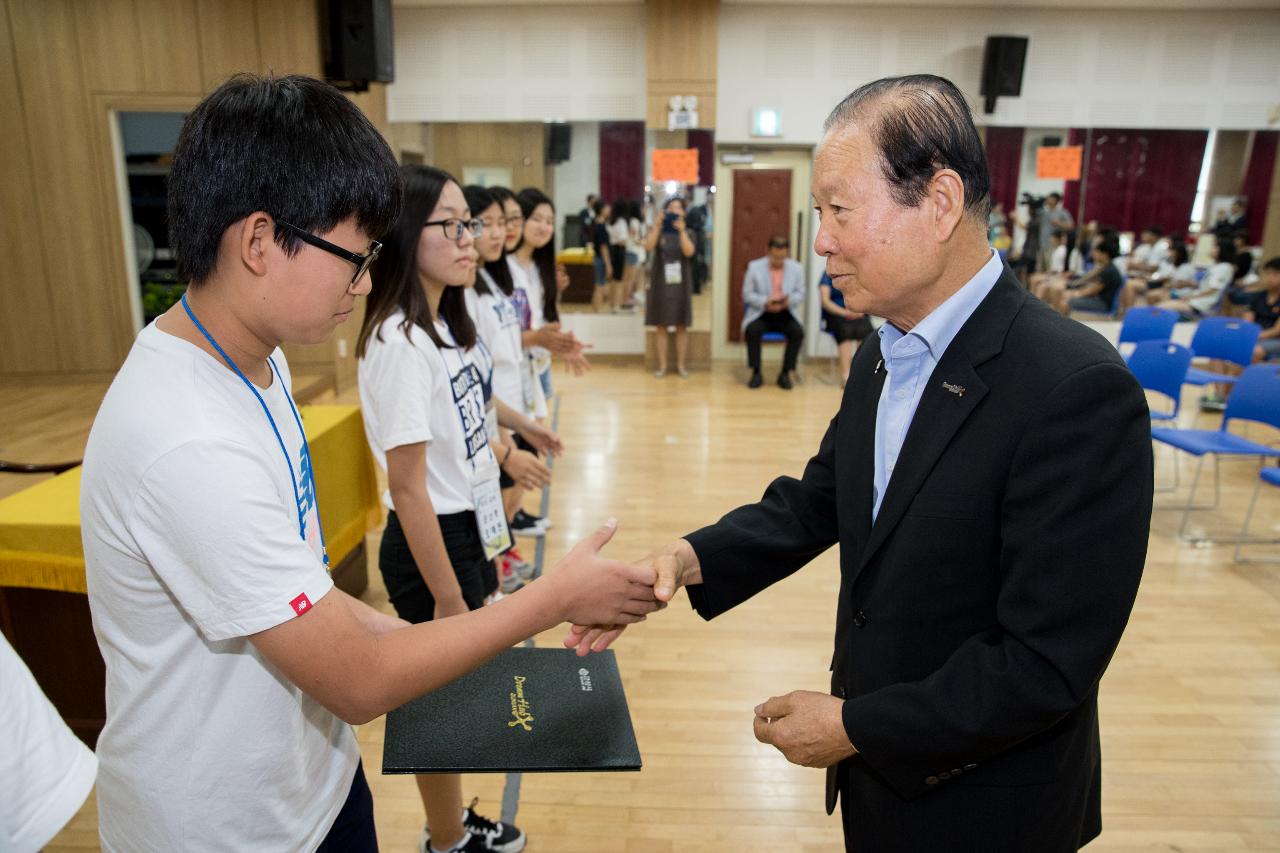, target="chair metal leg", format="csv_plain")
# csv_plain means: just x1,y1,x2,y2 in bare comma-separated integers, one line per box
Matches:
1233,475,1280,564
1176,455,1207,541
